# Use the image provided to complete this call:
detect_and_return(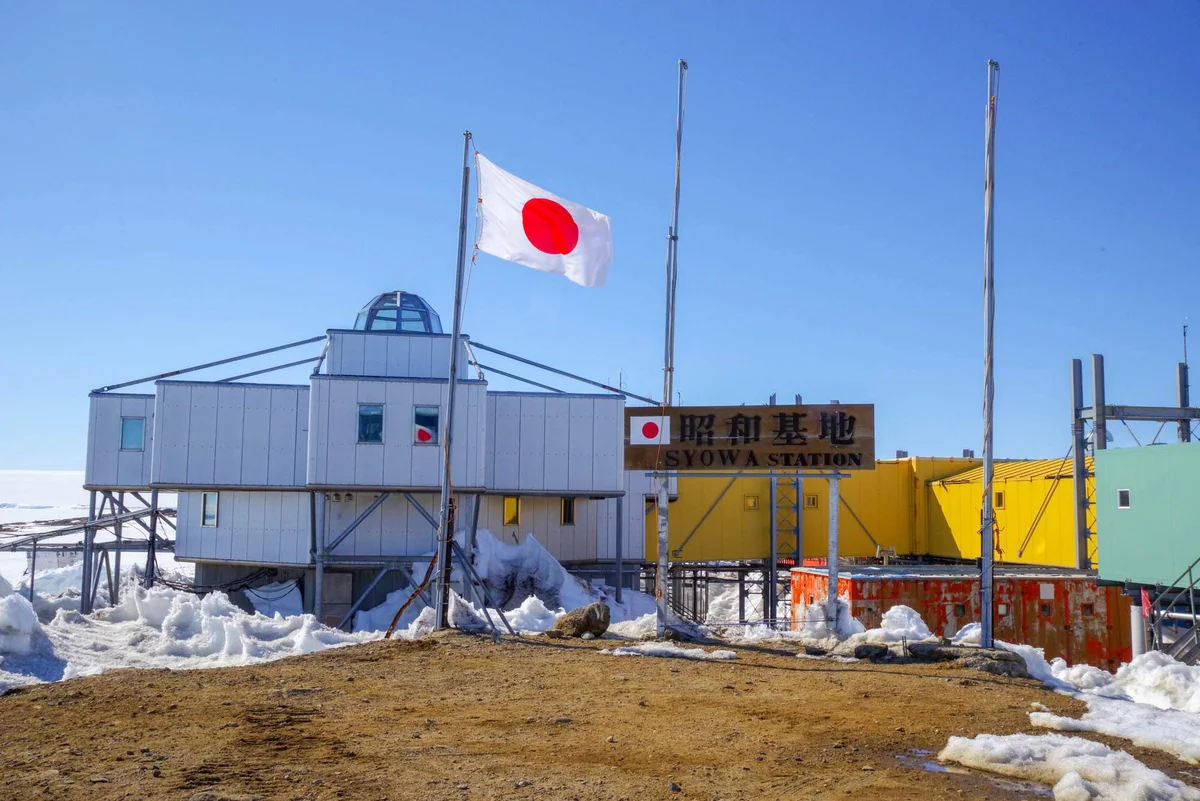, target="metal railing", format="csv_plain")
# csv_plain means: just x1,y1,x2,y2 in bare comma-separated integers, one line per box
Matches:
1150,553,1200,657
